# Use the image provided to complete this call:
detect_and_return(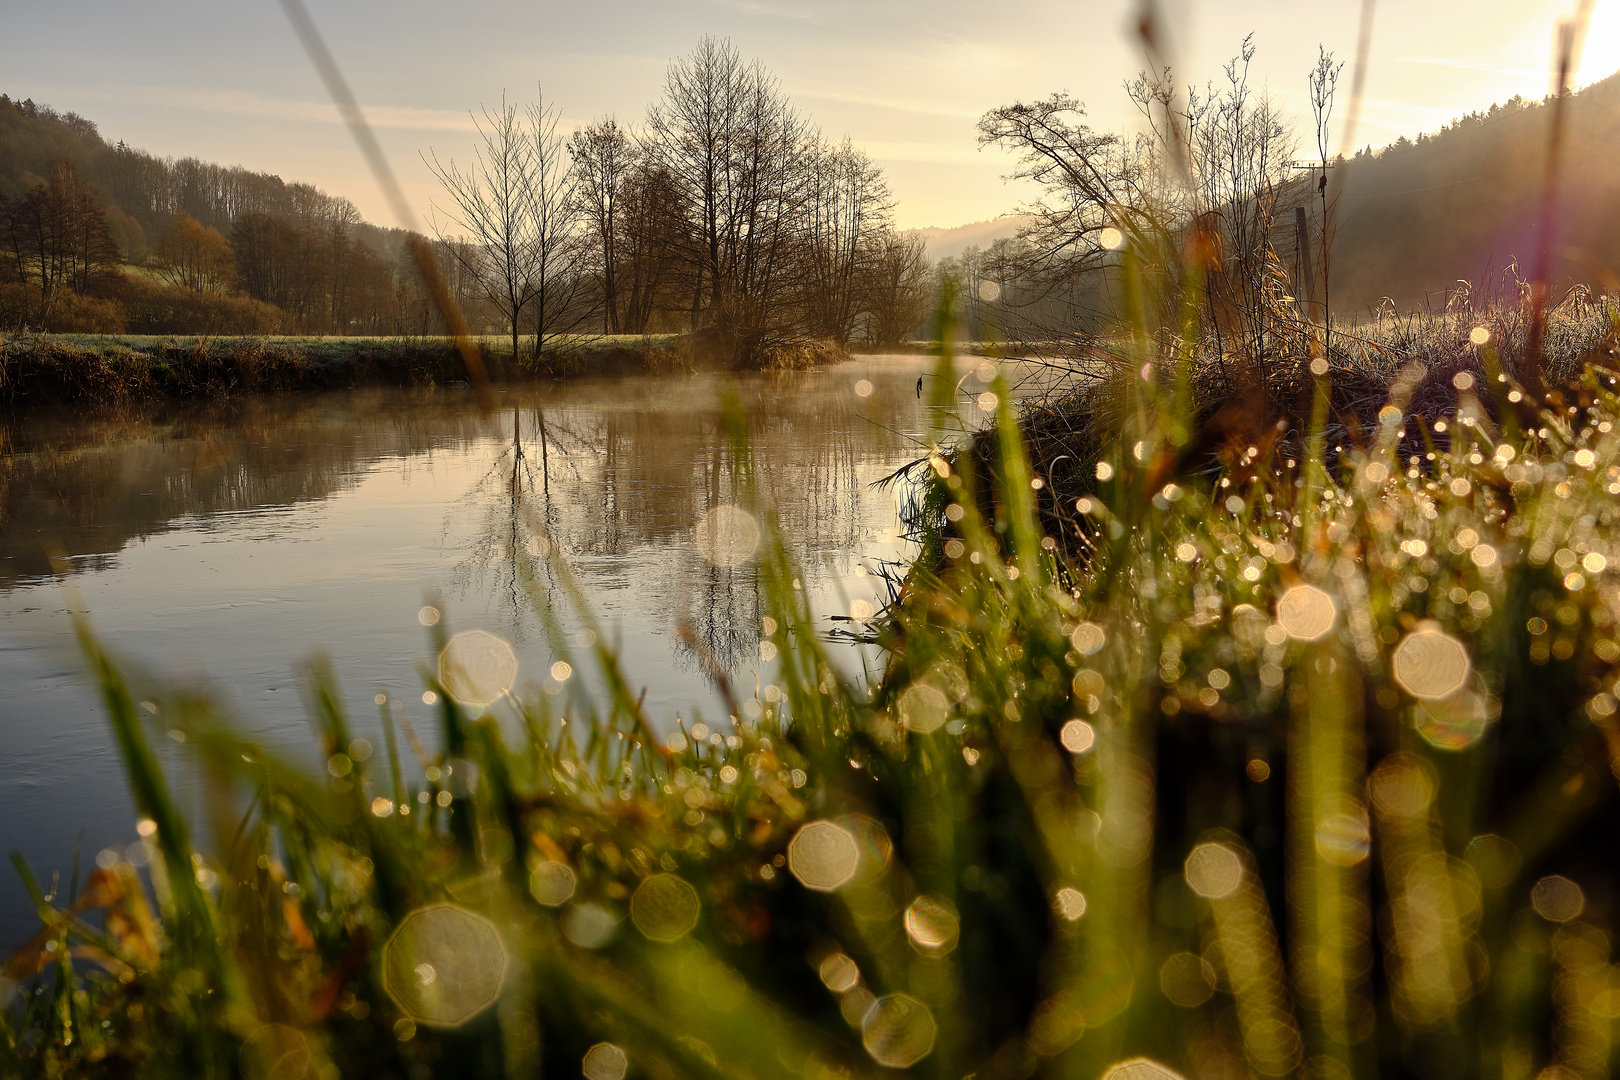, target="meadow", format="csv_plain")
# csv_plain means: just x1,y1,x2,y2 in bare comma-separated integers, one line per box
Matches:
5,270,1620,1080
